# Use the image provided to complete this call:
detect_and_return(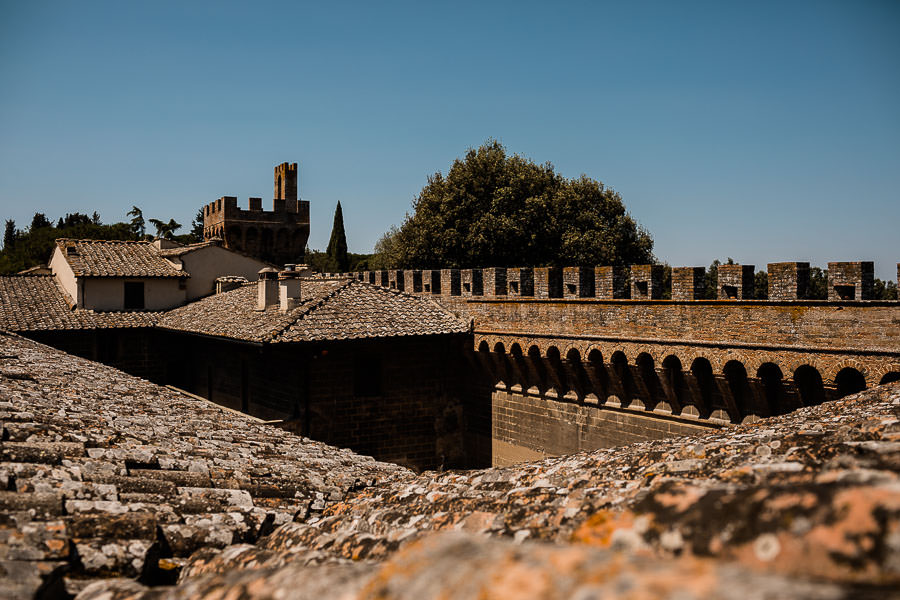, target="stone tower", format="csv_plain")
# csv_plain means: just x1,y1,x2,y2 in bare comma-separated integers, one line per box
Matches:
274,162,298,202
202,162,310,266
